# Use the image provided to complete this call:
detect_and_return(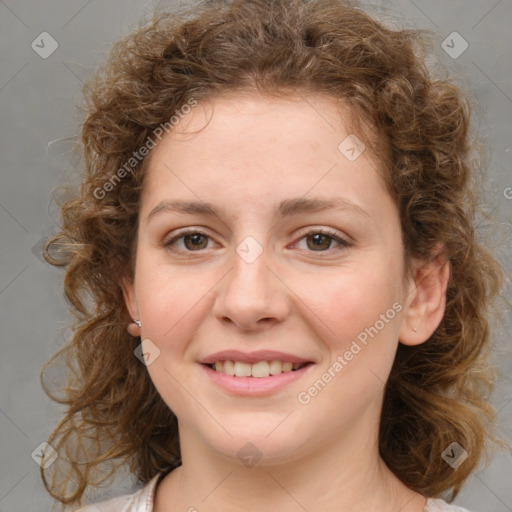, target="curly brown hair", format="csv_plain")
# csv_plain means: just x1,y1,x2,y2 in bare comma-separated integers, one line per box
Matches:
41,0,505,508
